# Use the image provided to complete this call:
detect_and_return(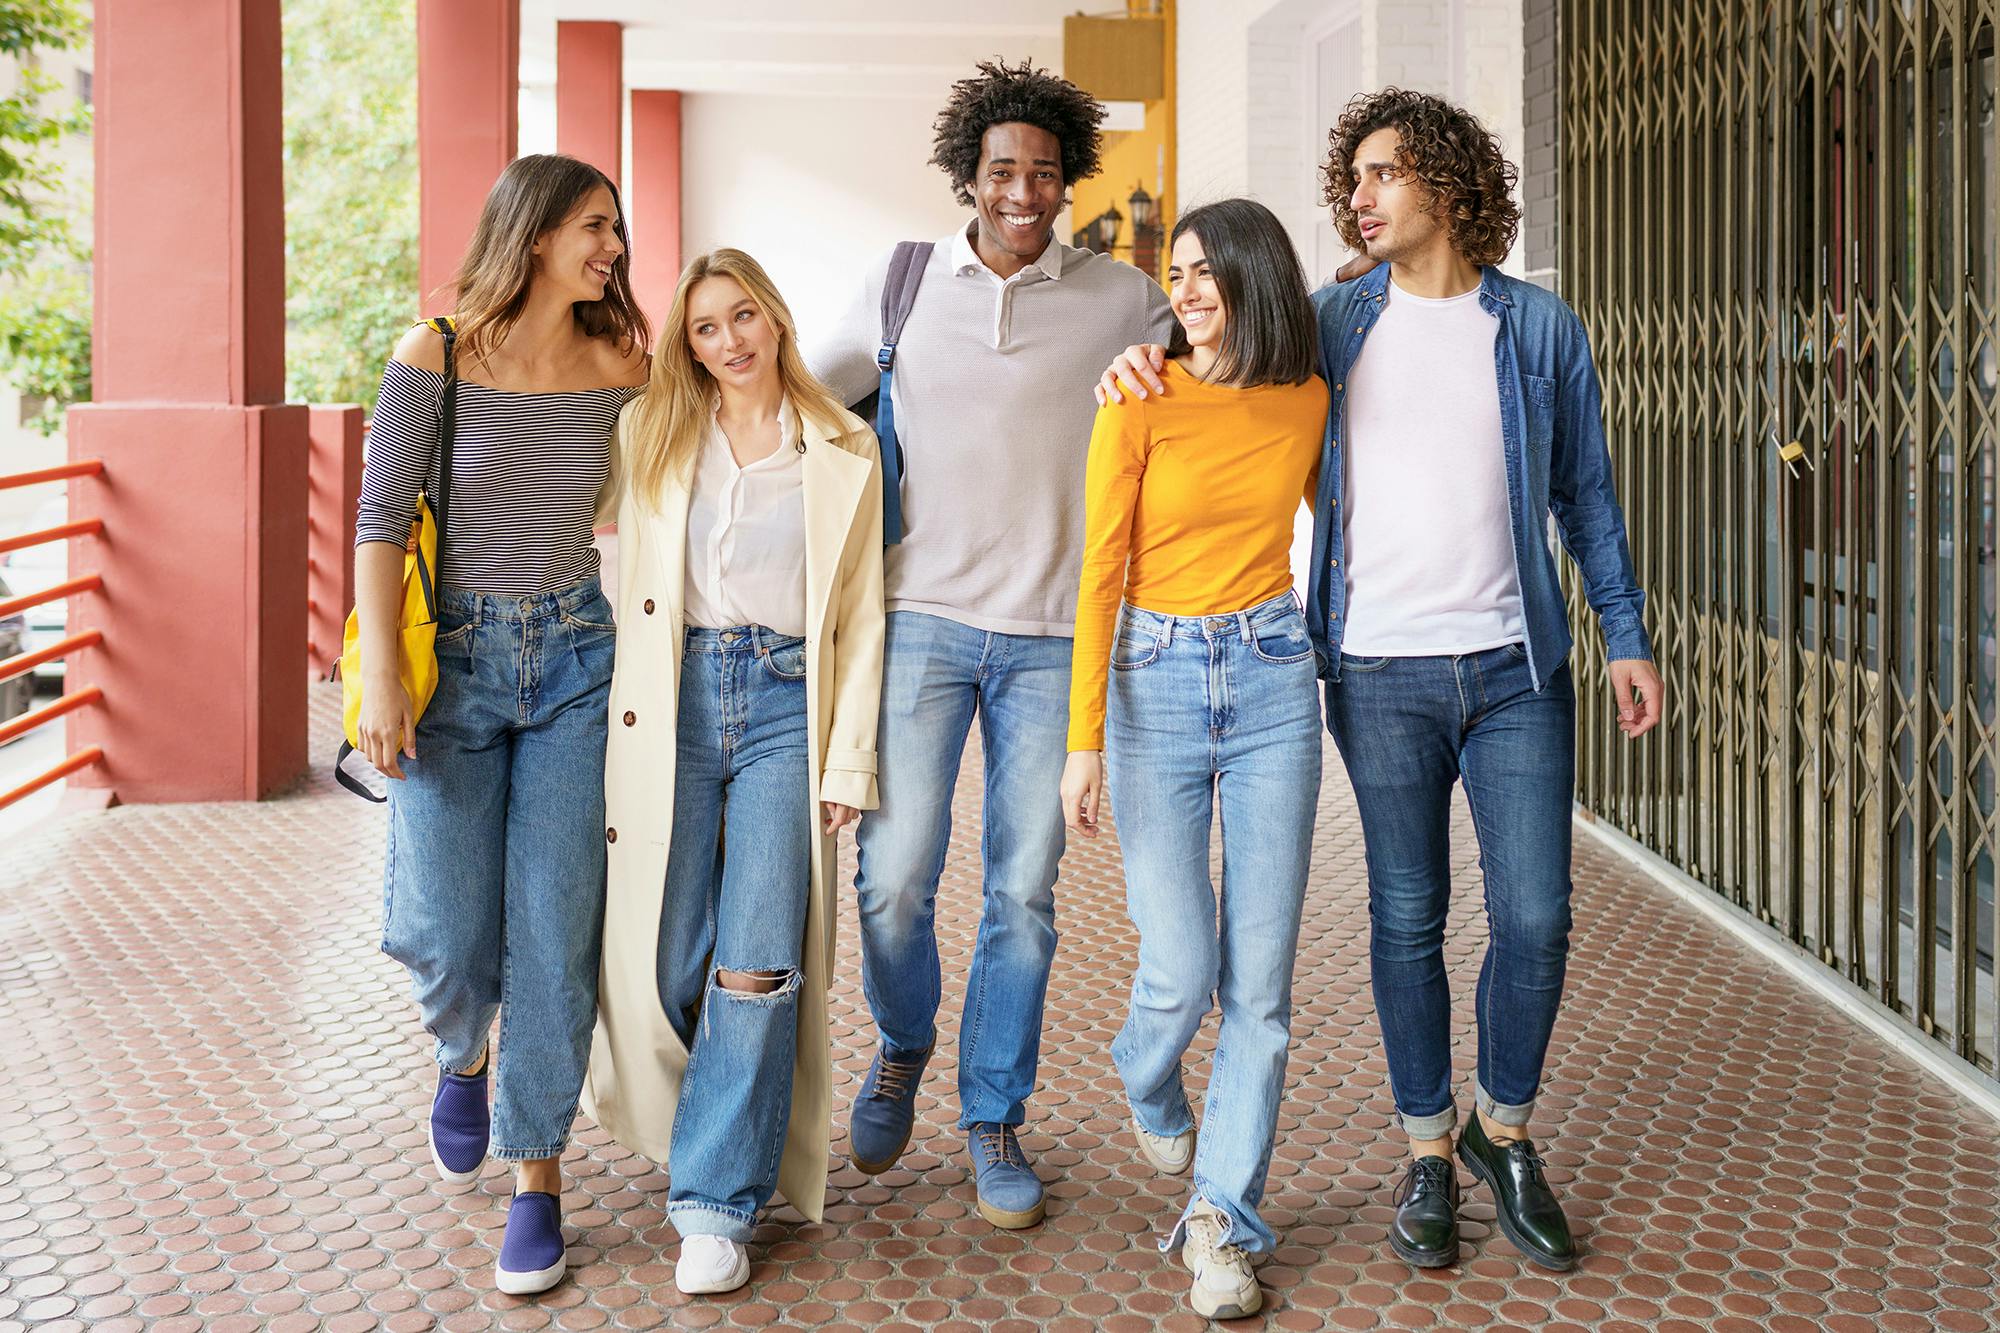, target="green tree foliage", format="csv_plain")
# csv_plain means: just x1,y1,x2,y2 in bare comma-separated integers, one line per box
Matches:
0,0,85,268
0,0,89,435
283,0,416,411
0,265,86,434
